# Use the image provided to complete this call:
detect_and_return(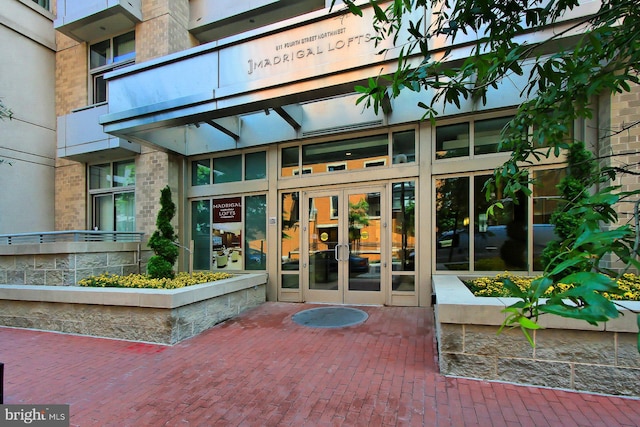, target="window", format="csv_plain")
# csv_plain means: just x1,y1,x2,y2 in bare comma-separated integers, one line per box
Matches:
435,170,561,273
282,130,416,177
89,160,136,231
191,152,267,186
435,116,515,159
191,194,267,271
32,0,49,10
89,31,135,104
392,181,415,284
